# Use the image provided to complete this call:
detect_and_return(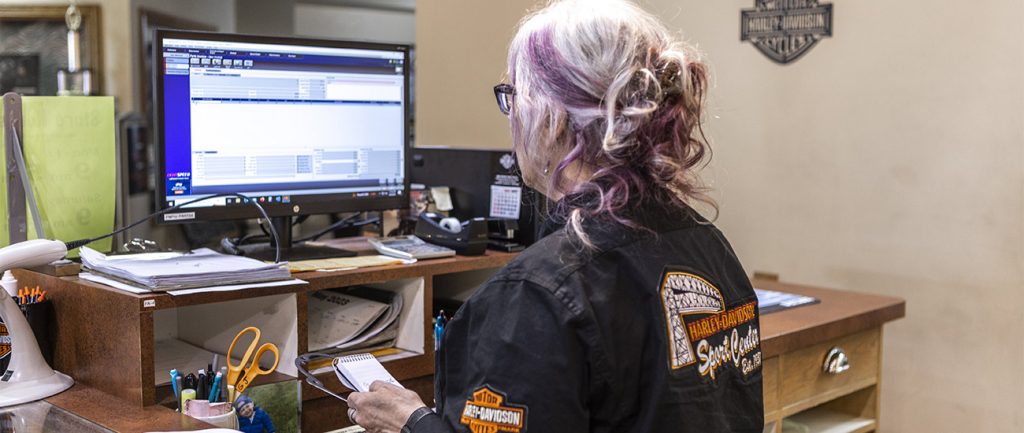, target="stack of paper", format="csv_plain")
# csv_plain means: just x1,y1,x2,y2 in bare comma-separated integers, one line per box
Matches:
308,287,403,353
755,288,819,314
79,247,291,291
